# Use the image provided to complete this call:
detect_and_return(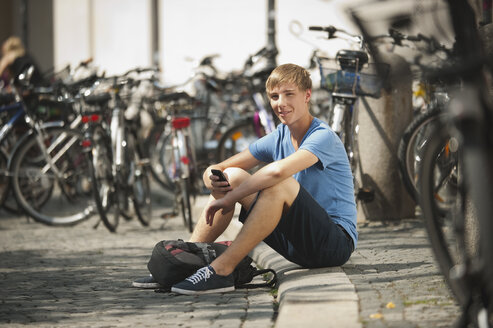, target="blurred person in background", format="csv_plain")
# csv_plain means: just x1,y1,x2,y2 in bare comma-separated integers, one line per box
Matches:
0,36,45,88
